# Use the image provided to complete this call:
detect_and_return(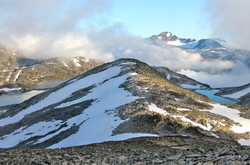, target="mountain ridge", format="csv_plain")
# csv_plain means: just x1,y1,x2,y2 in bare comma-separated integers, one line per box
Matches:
0,47,103,93
0,58,249,149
